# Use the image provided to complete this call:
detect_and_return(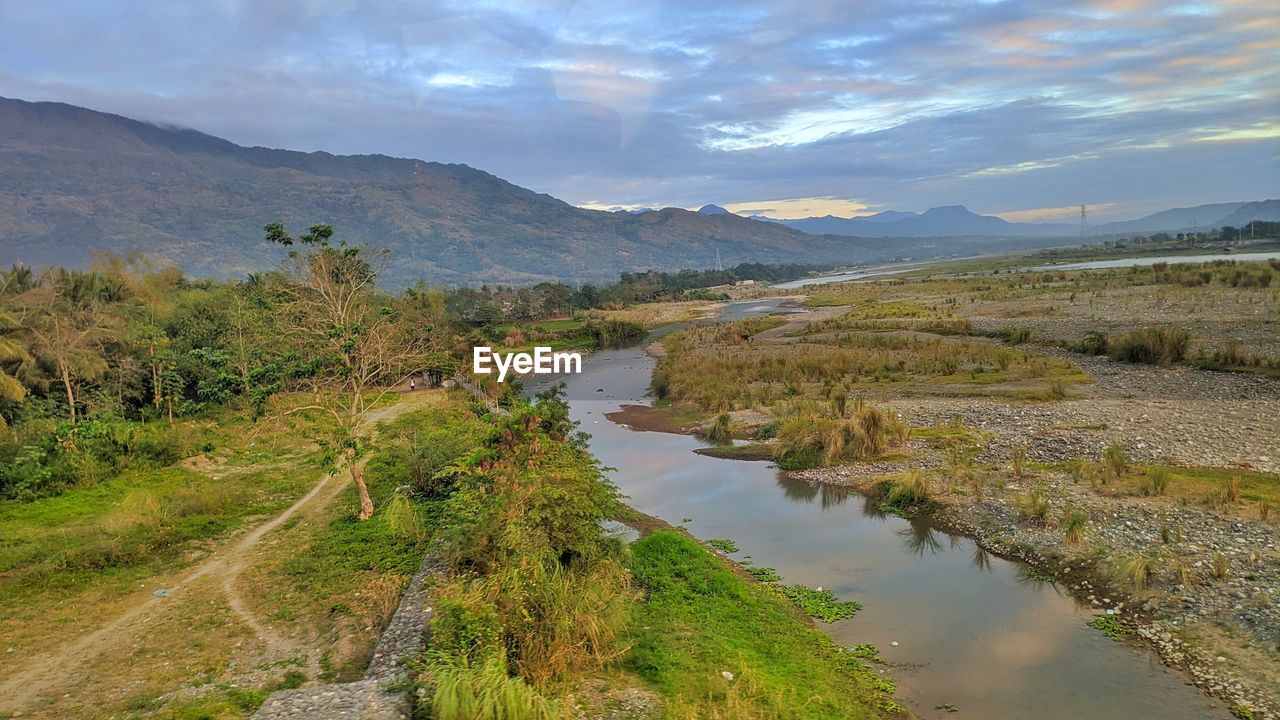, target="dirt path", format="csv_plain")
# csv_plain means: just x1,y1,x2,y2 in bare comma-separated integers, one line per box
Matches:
0,392,437,716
